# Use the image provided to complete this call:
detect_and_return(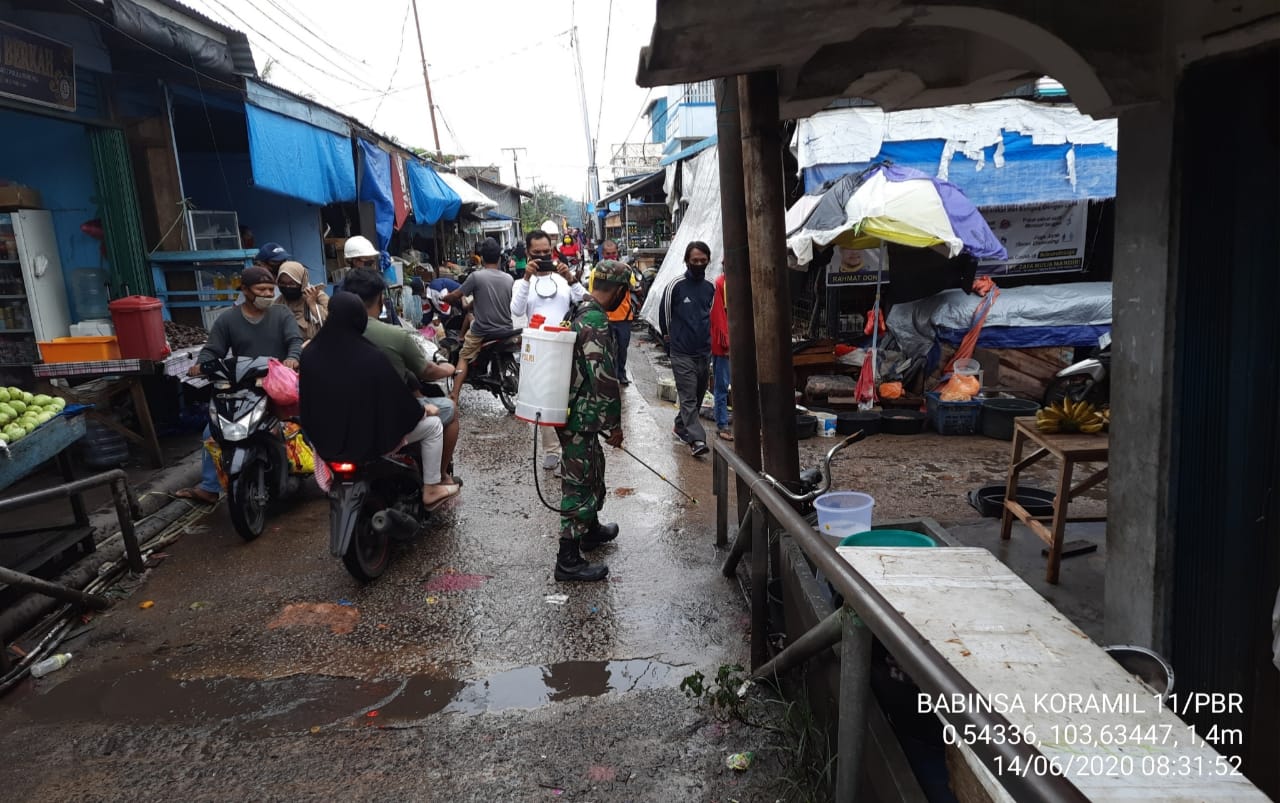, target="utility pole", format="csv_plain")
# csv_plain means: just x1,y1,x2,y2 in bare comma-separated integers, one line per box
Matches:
500,147,526,189
569,26,601,237
409,0,442,157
